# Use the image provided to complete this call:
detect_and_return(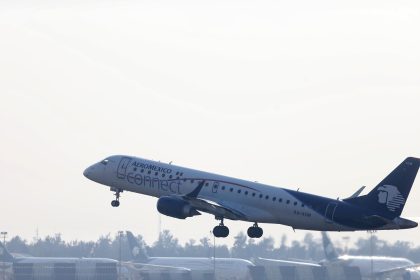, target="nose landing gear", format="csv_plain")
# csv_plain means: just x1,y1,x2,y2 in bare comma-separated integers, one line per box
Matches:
213,218,229,238
247,223,263,238
111,188,122,207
